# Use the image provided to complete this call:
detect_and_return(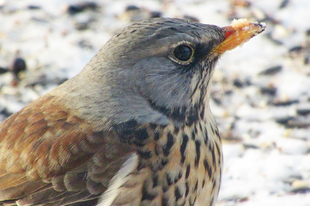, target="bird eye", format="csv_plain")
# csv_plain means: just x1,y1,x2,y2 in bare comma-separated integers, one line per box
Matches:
171,44,194,64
